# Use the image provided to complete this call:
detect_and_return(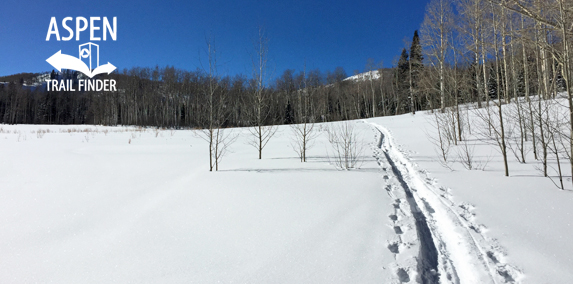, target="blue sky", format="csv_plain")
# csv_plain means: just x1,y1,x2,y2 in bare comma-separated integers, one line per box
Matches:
0,0,429,79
